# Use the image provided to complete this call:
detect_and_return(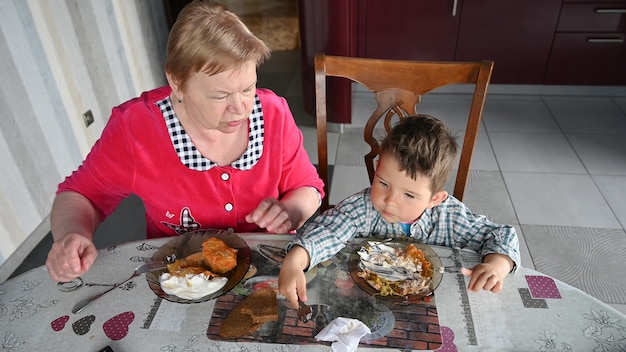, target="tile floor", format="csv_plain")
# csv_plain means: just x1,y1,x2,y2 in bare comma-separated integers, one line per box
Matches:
10,51,626,316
